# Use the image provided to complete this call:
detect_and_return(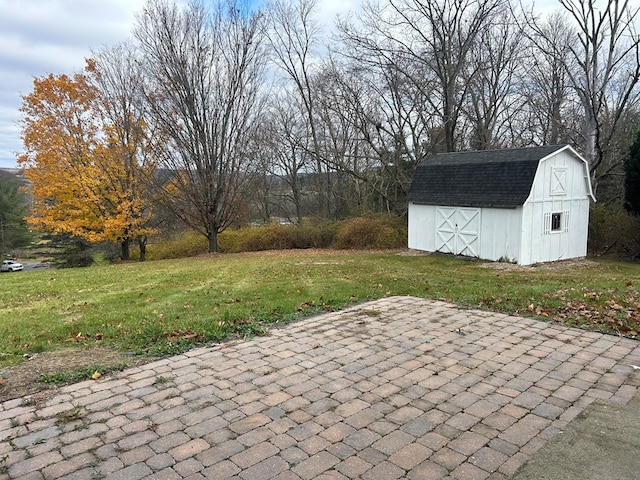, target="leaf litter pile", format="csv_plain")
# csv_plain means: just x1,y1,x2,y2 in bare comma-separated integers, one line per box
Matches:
481,259,639,339
528,285,640,338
